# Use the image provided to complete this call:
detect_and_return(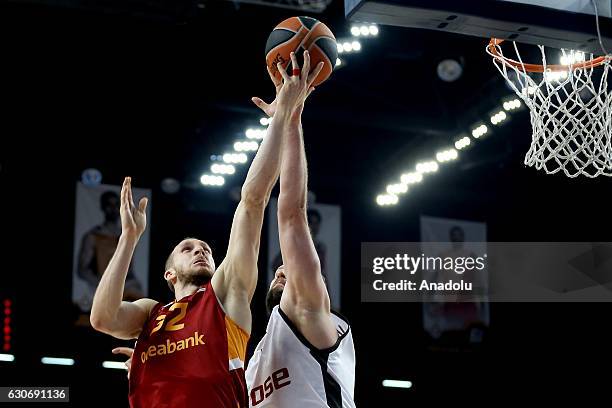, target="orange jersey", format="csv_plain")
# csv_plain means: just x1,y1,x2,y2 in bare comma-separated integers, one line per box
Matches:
129,282,248,408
